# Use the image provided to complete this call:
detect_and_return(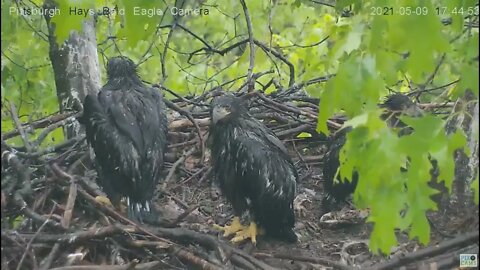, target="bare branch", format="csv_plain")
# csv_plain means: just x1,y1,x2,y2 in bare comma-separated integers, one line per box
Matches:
239,0,256,92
